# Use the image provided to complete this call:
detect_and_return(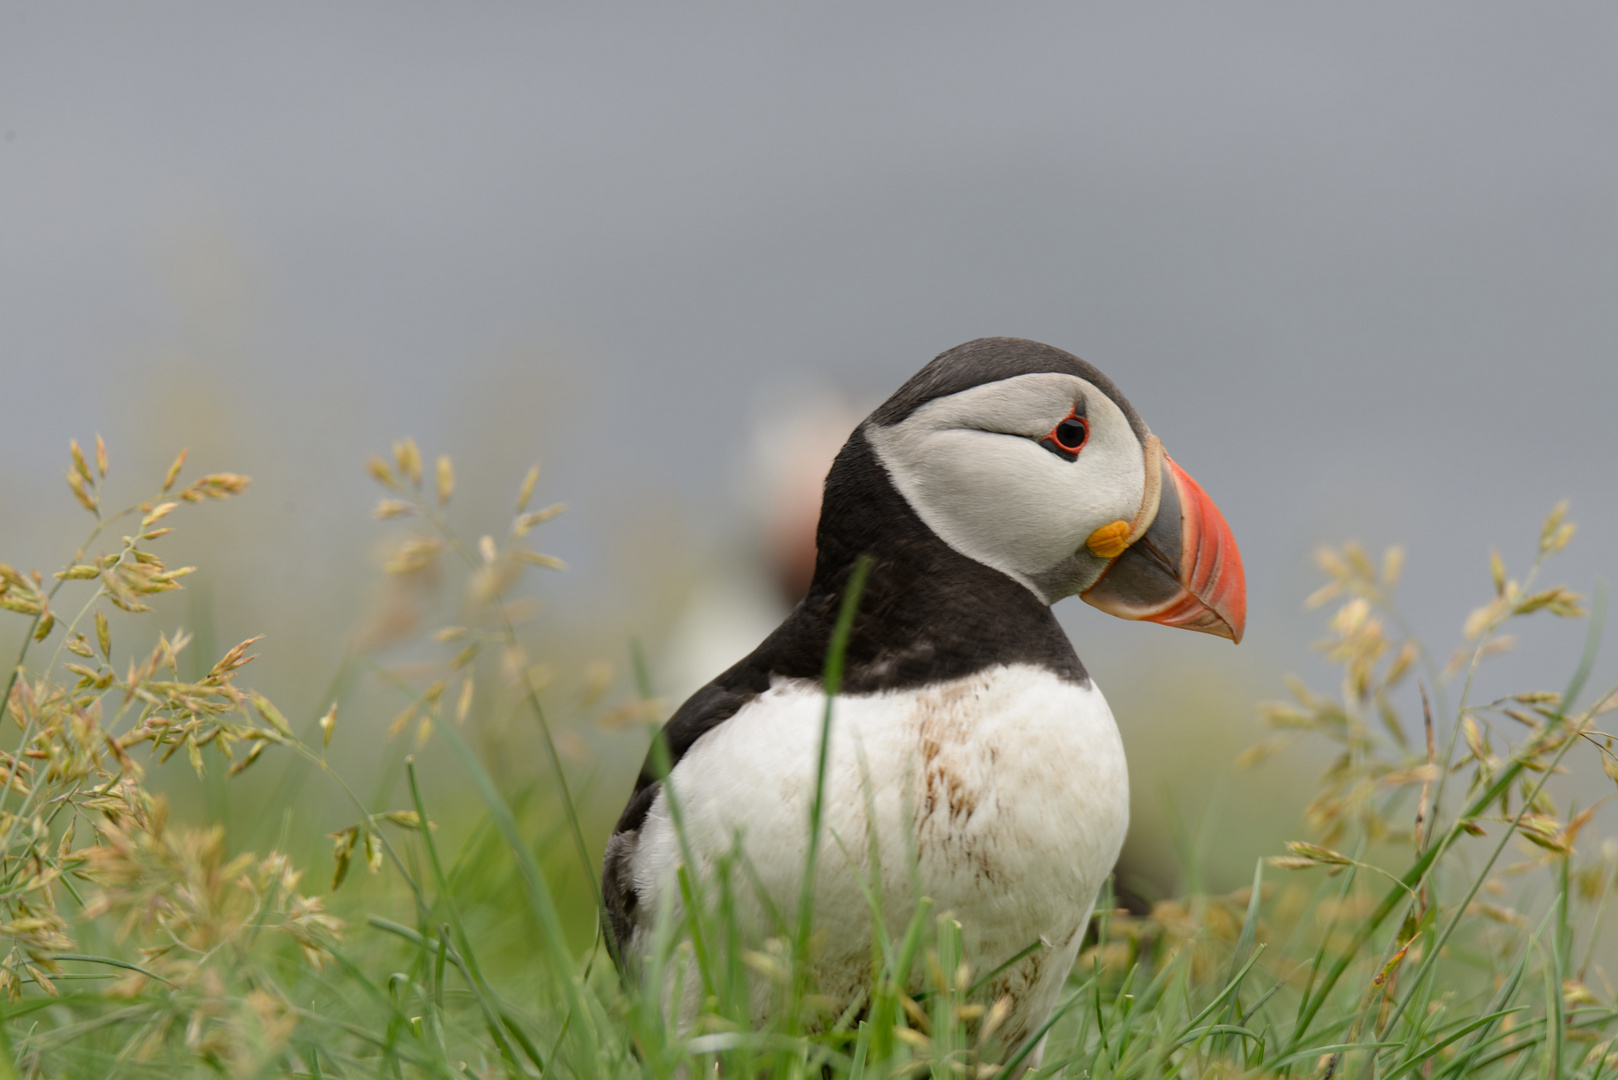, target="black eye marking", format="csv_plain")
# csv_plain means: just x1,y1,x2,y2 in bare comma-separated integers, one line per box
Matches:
1038,403,1089,461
